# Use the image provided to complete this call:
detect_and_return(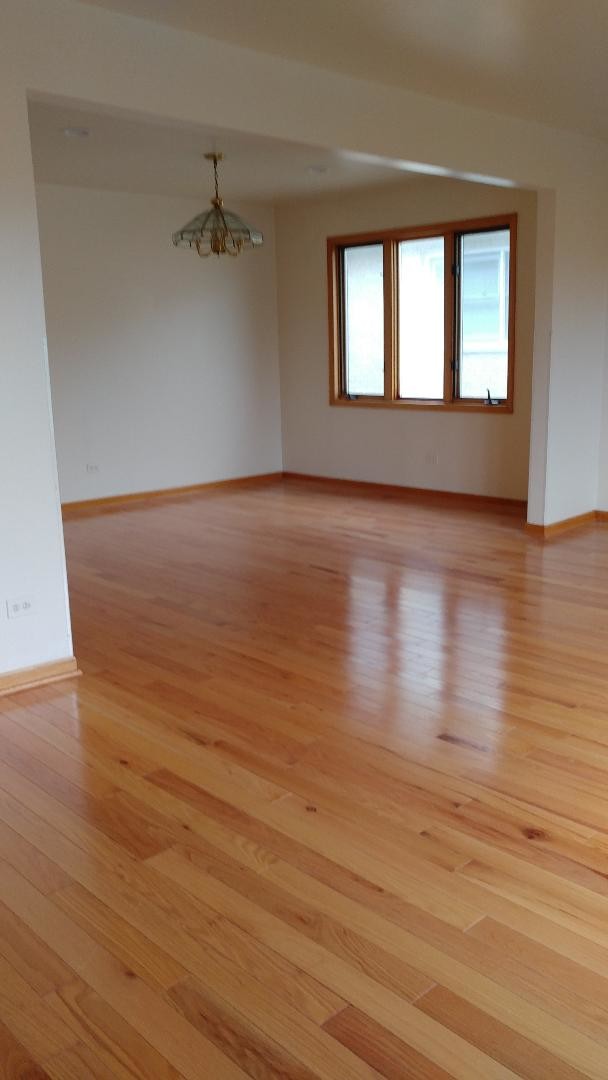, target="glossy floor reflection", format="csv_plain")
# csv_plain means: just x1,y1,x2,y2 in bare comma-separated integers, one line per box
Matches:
1,477,608,1078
